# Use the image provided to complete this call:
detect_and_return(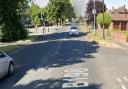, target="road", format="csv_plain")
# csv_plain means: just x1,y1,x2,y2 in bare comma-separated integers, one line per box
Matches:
0,26,128,89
